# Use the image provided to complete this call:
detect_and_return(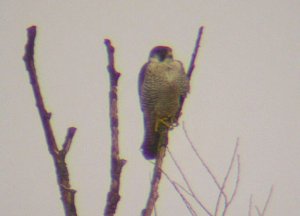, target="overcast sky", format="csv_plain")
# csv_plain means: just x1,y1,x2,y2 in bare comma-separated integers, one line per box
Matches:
1,0,299,215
